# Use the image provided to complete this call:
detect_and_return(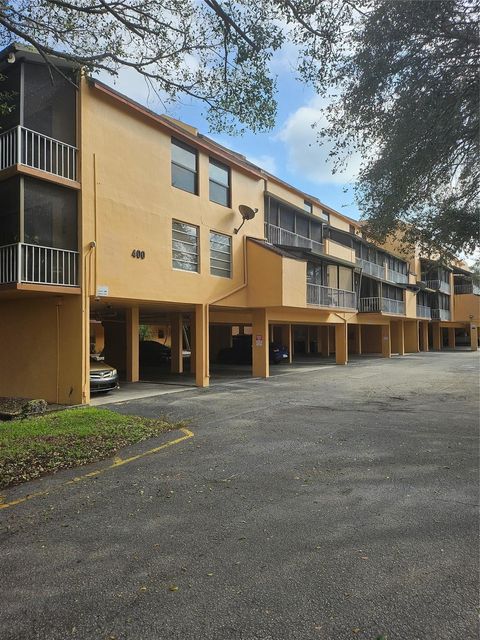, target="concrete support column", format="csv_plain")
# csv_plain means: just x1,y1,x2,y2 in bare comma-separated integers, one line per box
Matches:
448,327,456,349
335,323,348,365
432,323,442,351
404,320,420,353
170,313,183,373
126,306,139,382
305,327,311,354
194,304,209,387
252,309,269,378
381,324,391,358
321,326,330,357
470,324,478,352
281,324,293,363
420,321,429,352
